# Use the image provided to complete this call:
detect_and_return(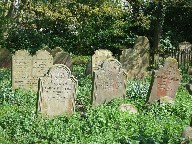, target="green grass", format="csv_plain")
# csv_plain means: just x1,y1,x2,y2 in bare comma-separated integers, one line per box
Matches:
0,65,192,143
